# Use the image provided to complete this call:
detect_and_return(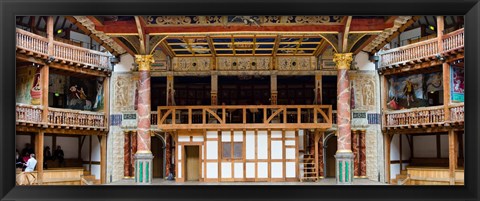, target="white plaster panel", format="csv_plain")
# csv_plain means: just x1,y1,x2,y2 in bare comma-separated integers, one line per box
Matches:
233,131,243,142
221,162,232,178
192,136,204,142
390,135,400,160
91,136,100,161
91,164,101,180
206,141,218,160
178,162,182,178
257,131,268,159
286,162,296,178
221,131,231,142
271,131,282,138
285,140,295,146
206,162,218,178
246,163,255,178
178,136,190,142
286,148,296,159
178,145,182,160
206,131,218,139
271,162,283,178
246,131,255,160
257,162,268,178
56,136,79,158
271,141,283,159
390,164,400,179
299,130,304,150
285,131,295,138
234,163,243,178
